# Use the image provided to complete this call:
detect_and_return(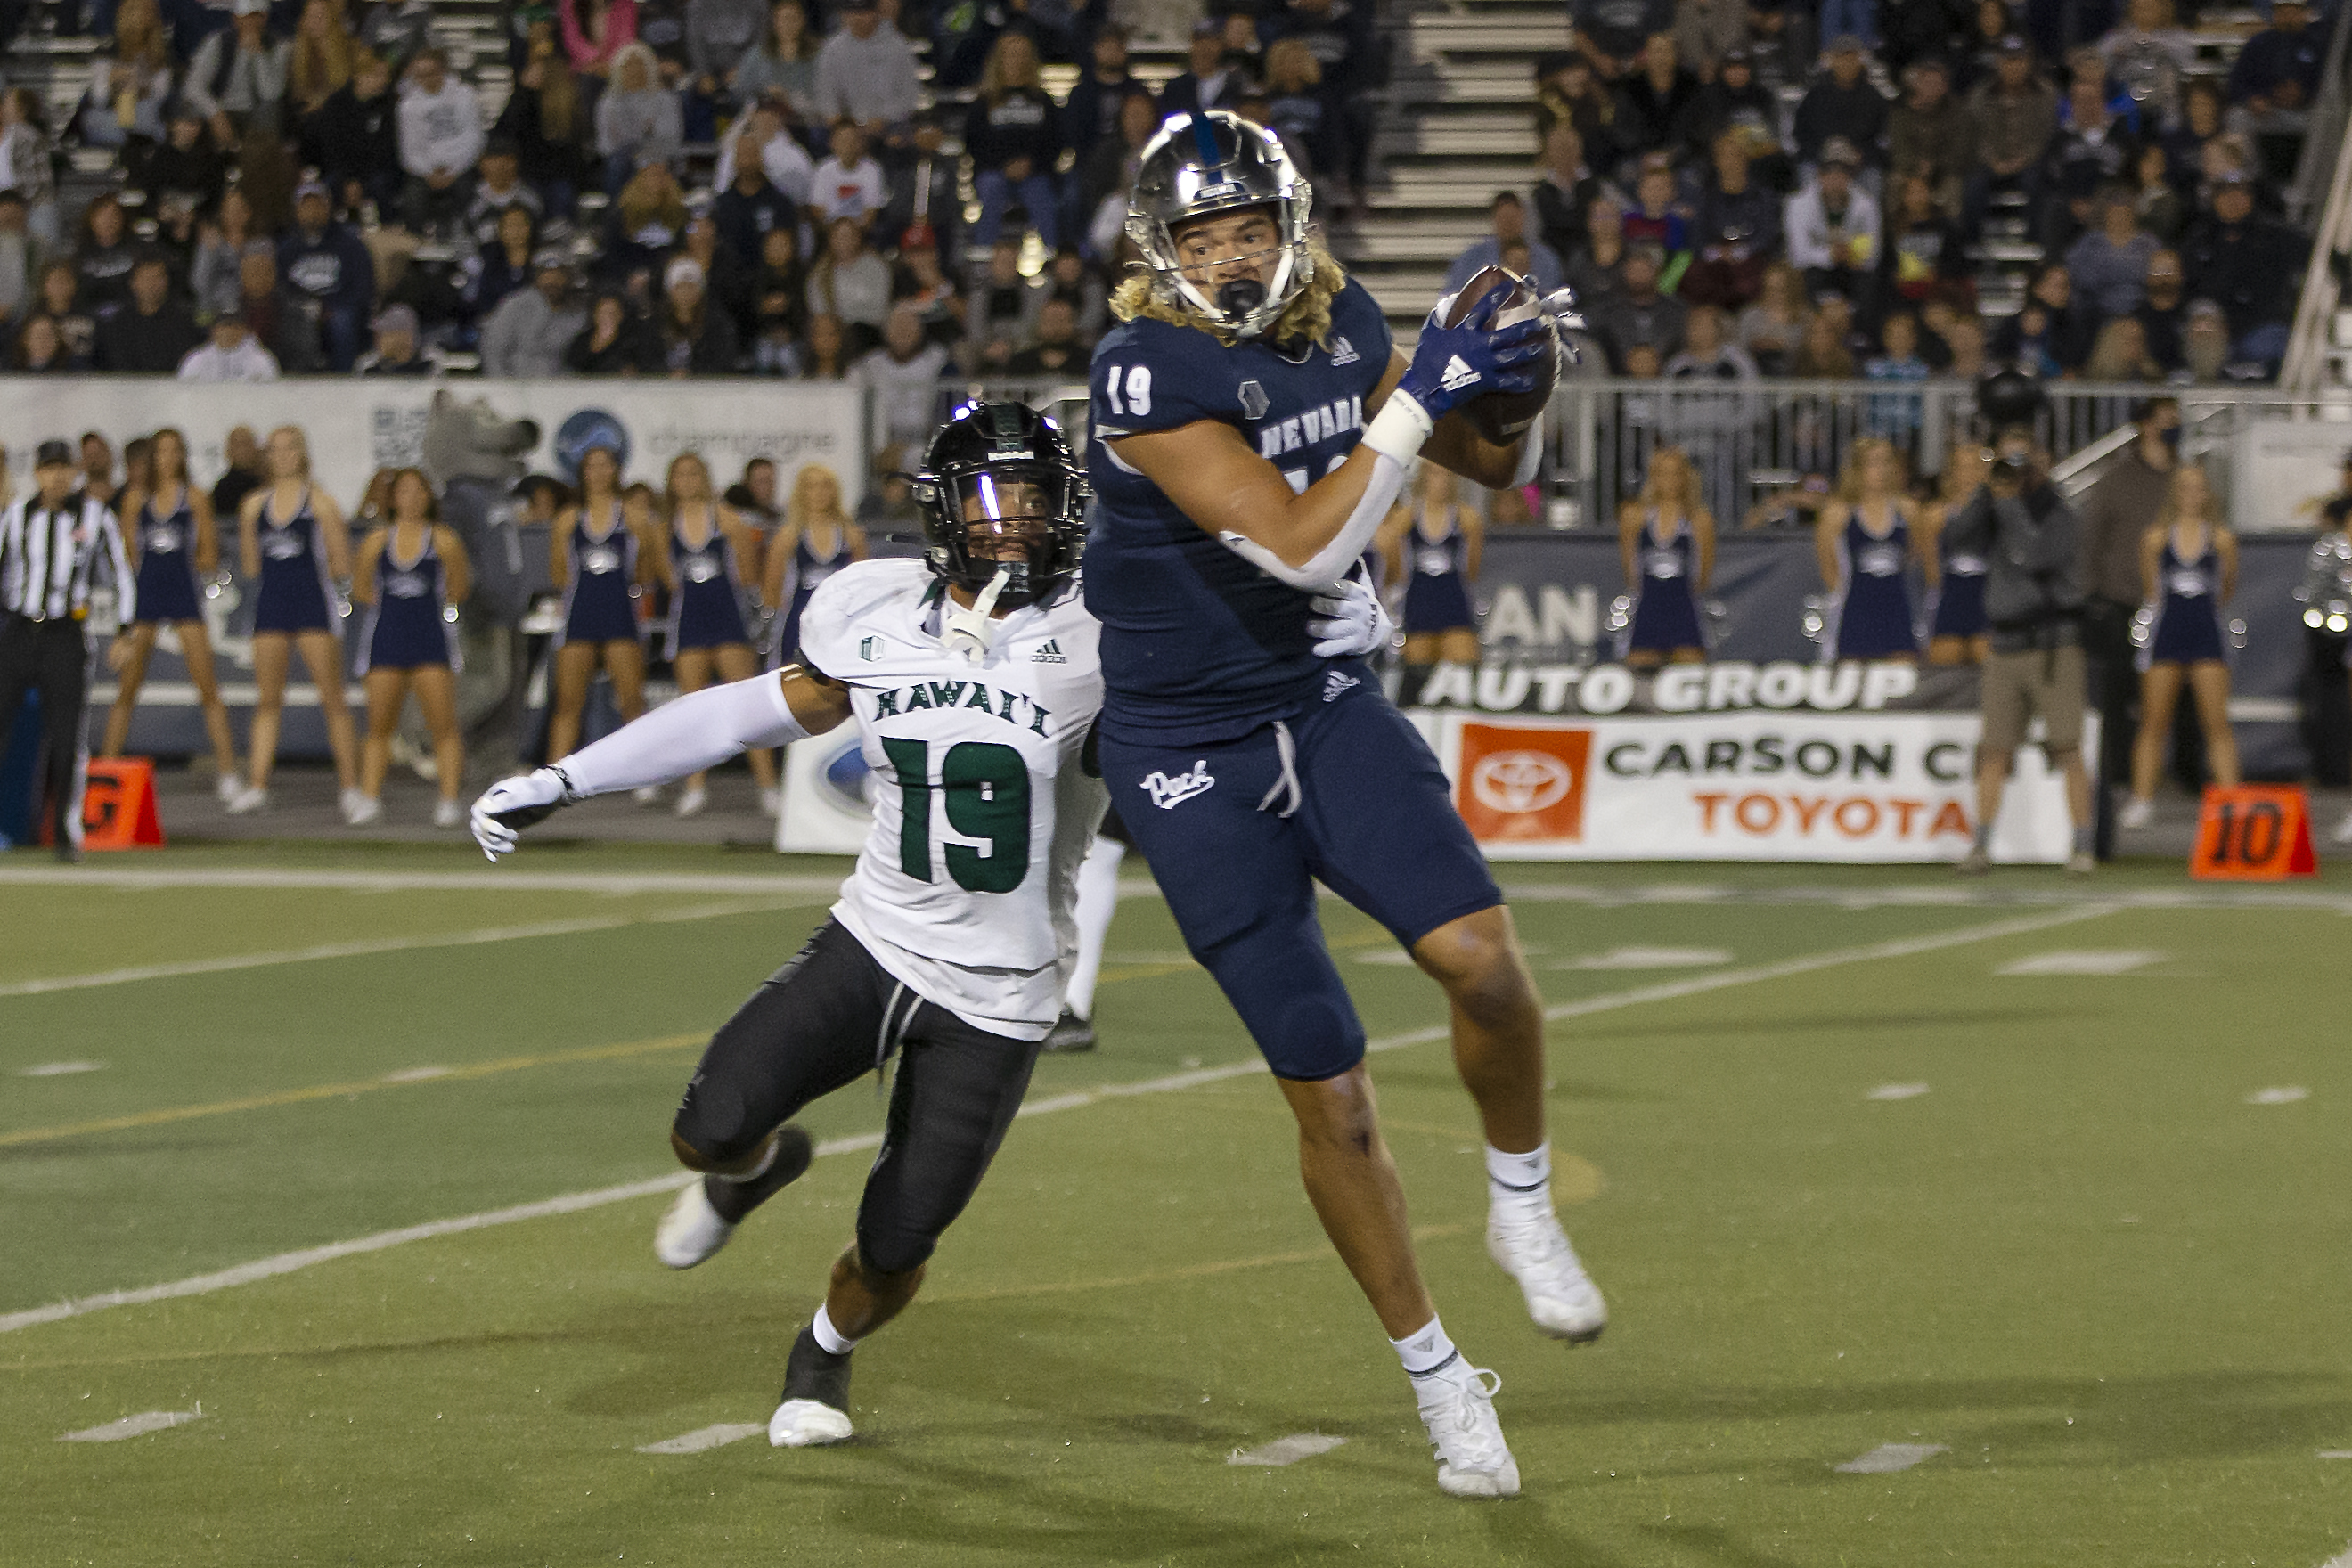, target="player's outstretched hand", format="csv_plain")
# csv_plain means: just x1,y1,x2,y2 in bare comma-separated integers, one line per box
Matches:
470,768,572,862
1308,574,1395,659
1397,288,1550,425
